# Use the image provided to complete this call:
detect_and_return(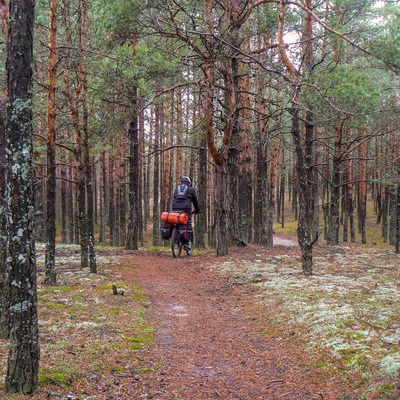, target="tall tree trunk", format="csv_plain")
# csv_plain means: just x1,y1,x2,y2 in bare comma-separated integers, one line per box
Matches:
176,86,183,182
238,69,253,245
126,86,139,250
108,154,116,246
0,0,9,339
278,0,315,275
5,0,40,392
45,0,58,285
215,163,229,256
253,57,270,245
63,0,87,266
196,129,207,249
328,121,343,245
60,152,68,243
138,95,145,245
118,142,126,246
396,186,400,253
0,101,8,339
99,151,106,244
152,102,161,246
79,0,96,272
358,126,367,244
